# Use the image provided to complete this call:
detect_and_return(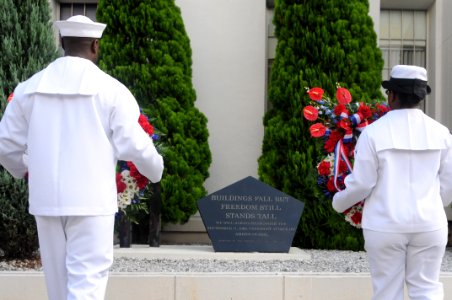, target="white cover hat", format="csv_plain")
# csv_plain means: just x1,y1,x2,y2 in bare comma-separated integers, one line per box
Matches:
54,15,106,38
381,65,431,97
389,65,428,81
